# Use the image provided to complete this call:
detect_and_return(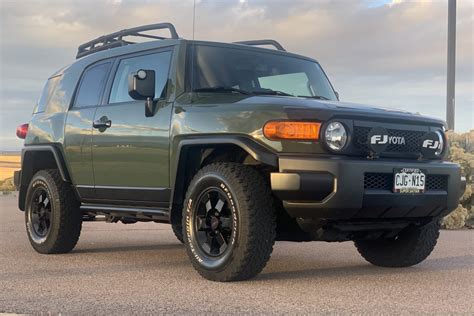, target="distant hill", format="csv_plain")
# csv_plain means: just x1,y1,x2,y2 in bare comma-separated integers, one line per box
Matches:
0,151,21,156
